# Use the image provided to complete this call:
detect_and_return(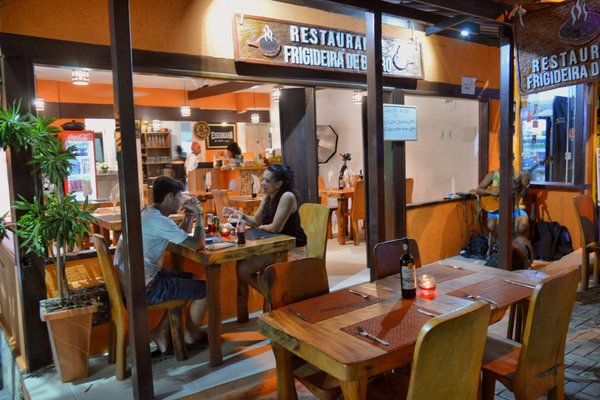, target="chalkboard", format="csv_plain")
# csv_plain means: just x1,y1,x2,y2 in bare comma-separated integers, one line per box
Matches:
383,104,417,141
207,124,237,149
